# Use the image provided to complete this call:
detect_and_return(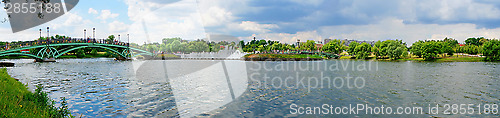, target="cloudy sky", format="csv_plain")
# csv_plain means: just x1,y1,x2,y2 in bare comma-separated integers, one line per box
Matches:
2,0,500,45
